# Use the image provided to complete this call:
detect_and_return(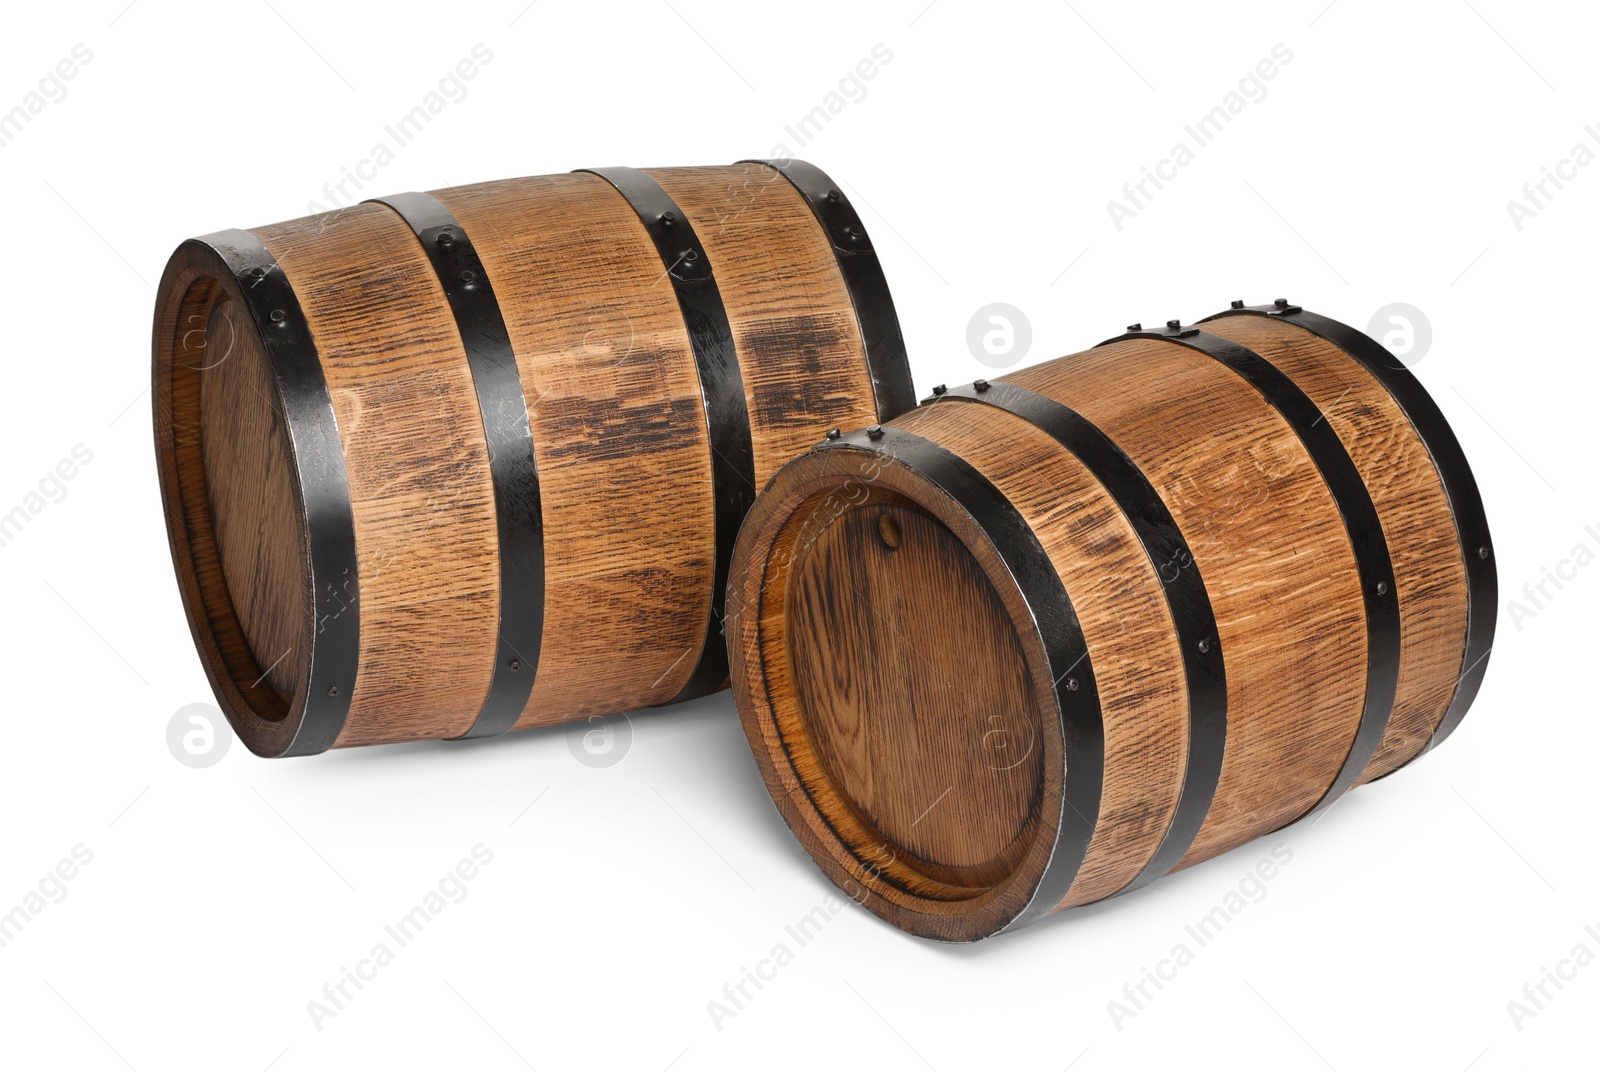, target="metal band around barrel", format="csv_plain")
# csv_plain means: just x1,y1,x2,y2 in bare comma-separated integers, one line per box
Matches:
923,380,1227,893
201,228,360,756
366,192,544,740
1101,322,1402,824
1198,302,1496,770
816,425,1104,934
739,159,917,423
579,167,756,704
